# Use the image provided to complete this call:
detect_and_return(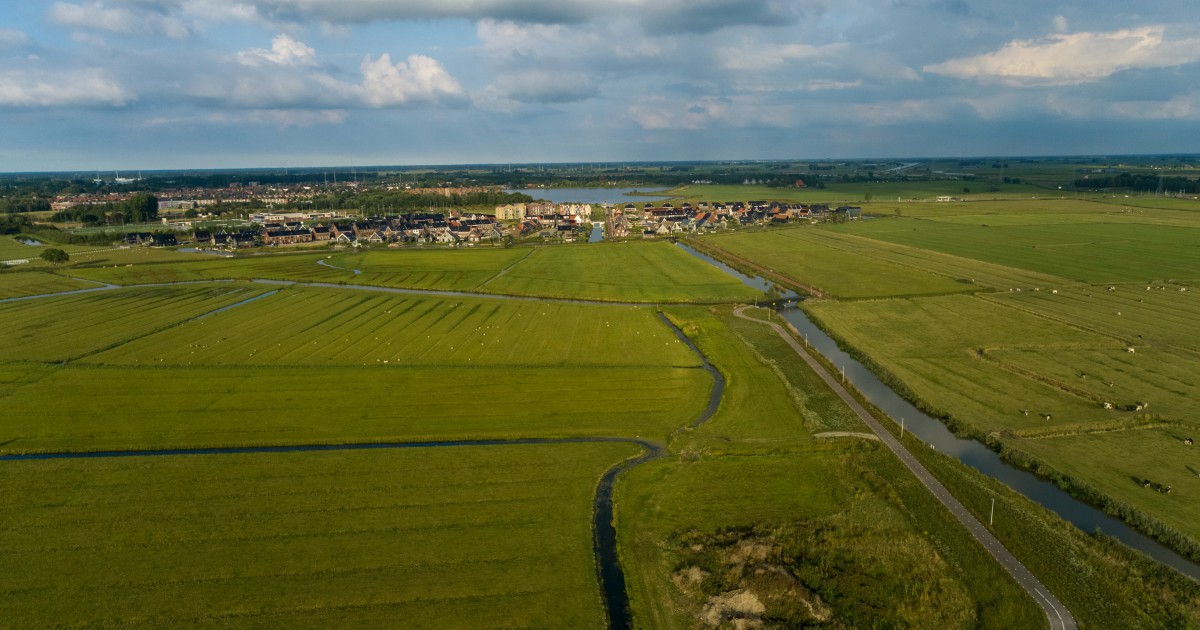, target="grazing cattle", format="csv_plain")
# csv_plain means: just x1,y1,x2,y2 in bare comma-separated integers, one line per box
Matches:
1041,413,1052,421
1101,402,1113,409
1185,438,1194,446
1021,409,1030,416
1051,289,1059,295
1107,286,1116,292
1126,347,1137,353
